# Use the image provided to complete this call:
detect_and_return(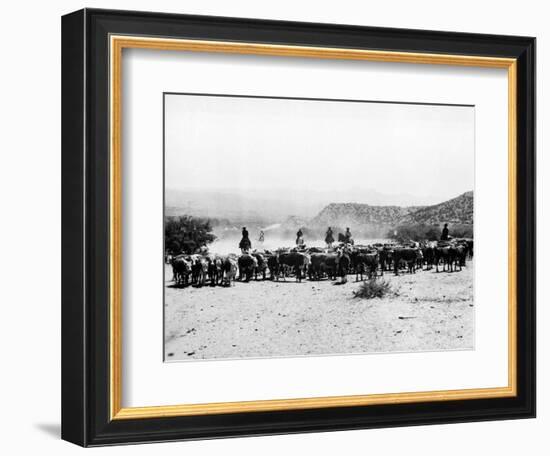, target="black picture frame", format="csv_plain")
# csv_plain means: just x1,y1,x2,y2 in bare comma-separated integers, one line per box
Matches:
62,8,535,447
